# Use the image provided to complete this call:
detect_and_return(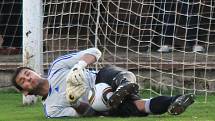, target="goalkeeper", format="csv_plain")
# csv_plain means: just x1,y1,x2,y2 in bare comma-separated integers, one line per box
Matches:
11,47,194,118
